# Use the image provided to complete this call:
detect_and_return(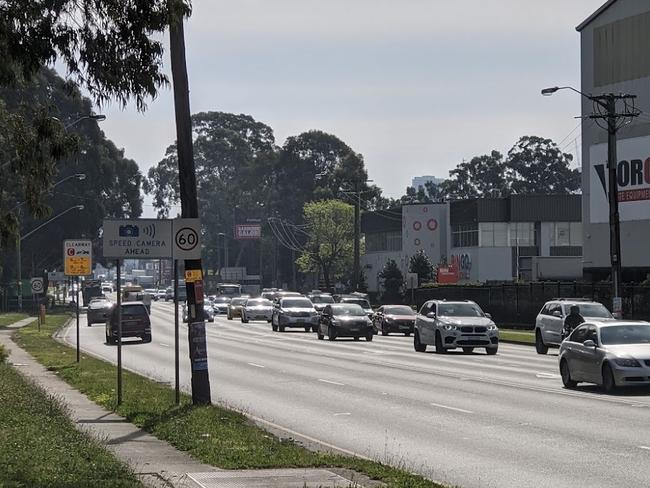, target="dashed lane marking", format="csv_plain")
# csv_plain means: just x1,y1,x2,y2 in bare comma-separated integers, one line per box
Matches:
318,379,345,386
247,362,265,368
429,402,474,414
